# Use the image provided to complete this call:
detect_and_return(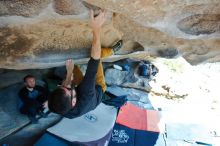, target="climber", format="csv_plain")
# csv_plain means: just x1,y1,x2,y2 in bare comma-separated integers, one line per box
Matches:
19,75,48,123
48,9,123,118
